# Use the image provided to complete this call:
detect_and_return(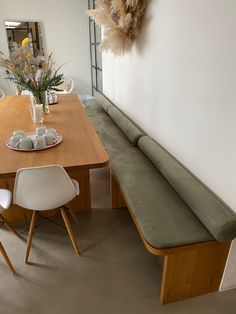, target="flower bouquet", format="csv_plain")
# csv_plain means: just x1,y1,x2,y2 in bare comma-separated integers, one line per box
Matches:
0,47,64,113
